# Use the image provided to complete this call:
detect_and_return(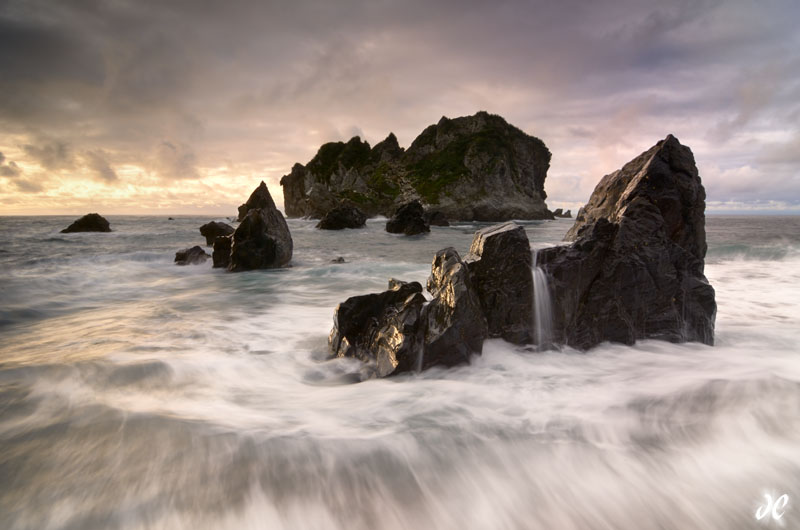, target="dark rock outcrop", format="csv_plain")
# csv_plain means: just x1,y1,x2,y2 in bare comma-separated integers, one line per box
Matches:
538,135,716,349
281,111,552,221
61,213,111,233
229,207,293,272
212,236,232,269
329,280,427,377
237,181,278,222
465,222,533,344
552,208,572,218
316,205,367,230
386,200,430,236
421,248,488,369
199,221,235,246
424,210,450,227
328,248,488,377
174,246,209,265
